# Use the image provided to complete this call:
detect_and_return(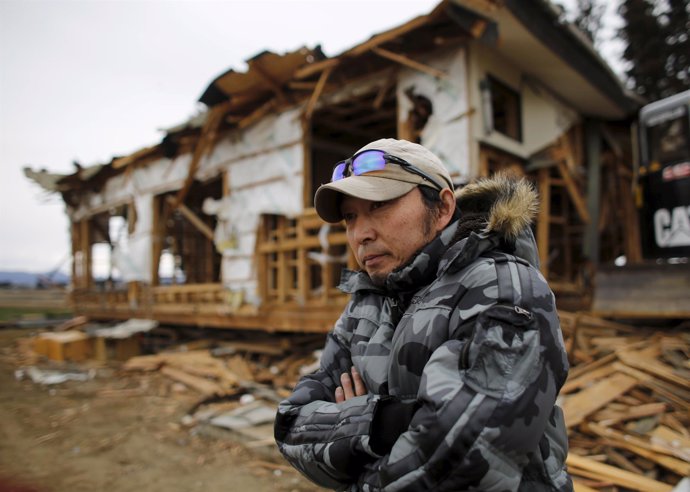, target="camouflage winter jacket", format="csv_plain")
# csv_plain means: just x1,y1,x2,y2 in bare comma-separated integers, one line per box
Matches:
275,175,573,491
